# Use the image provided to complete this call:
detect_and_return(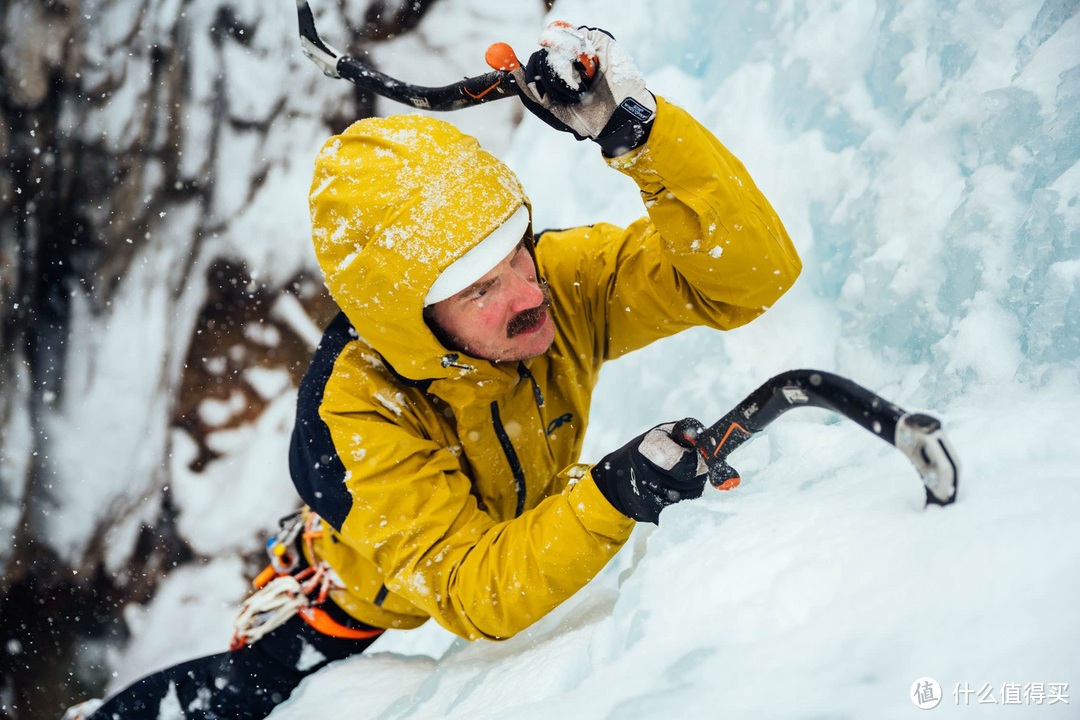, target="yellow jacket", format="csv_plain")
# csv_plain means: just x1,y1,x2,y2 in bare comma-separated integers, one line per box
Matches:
297,96,801,641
